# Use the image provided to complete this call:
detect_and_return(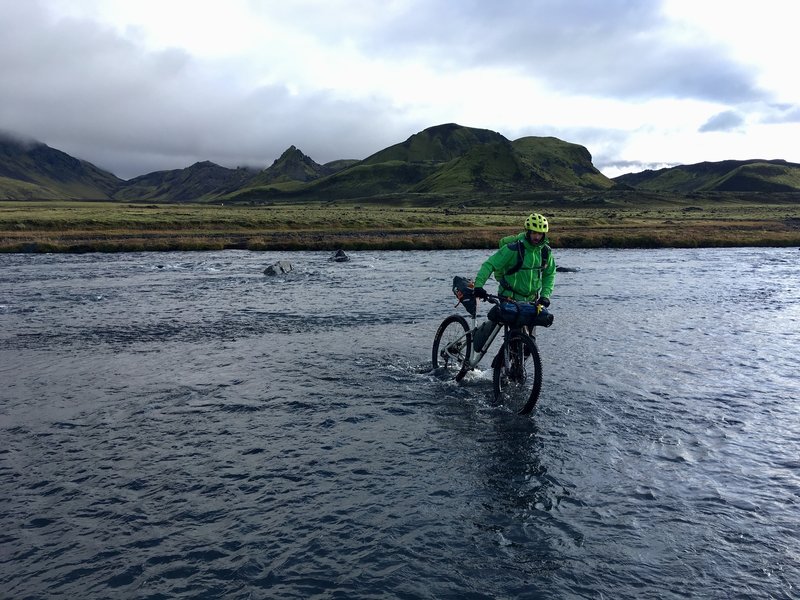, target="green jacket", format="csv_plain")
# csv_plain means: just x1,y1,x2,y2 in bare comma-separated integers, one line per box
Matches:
474,232,556,301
